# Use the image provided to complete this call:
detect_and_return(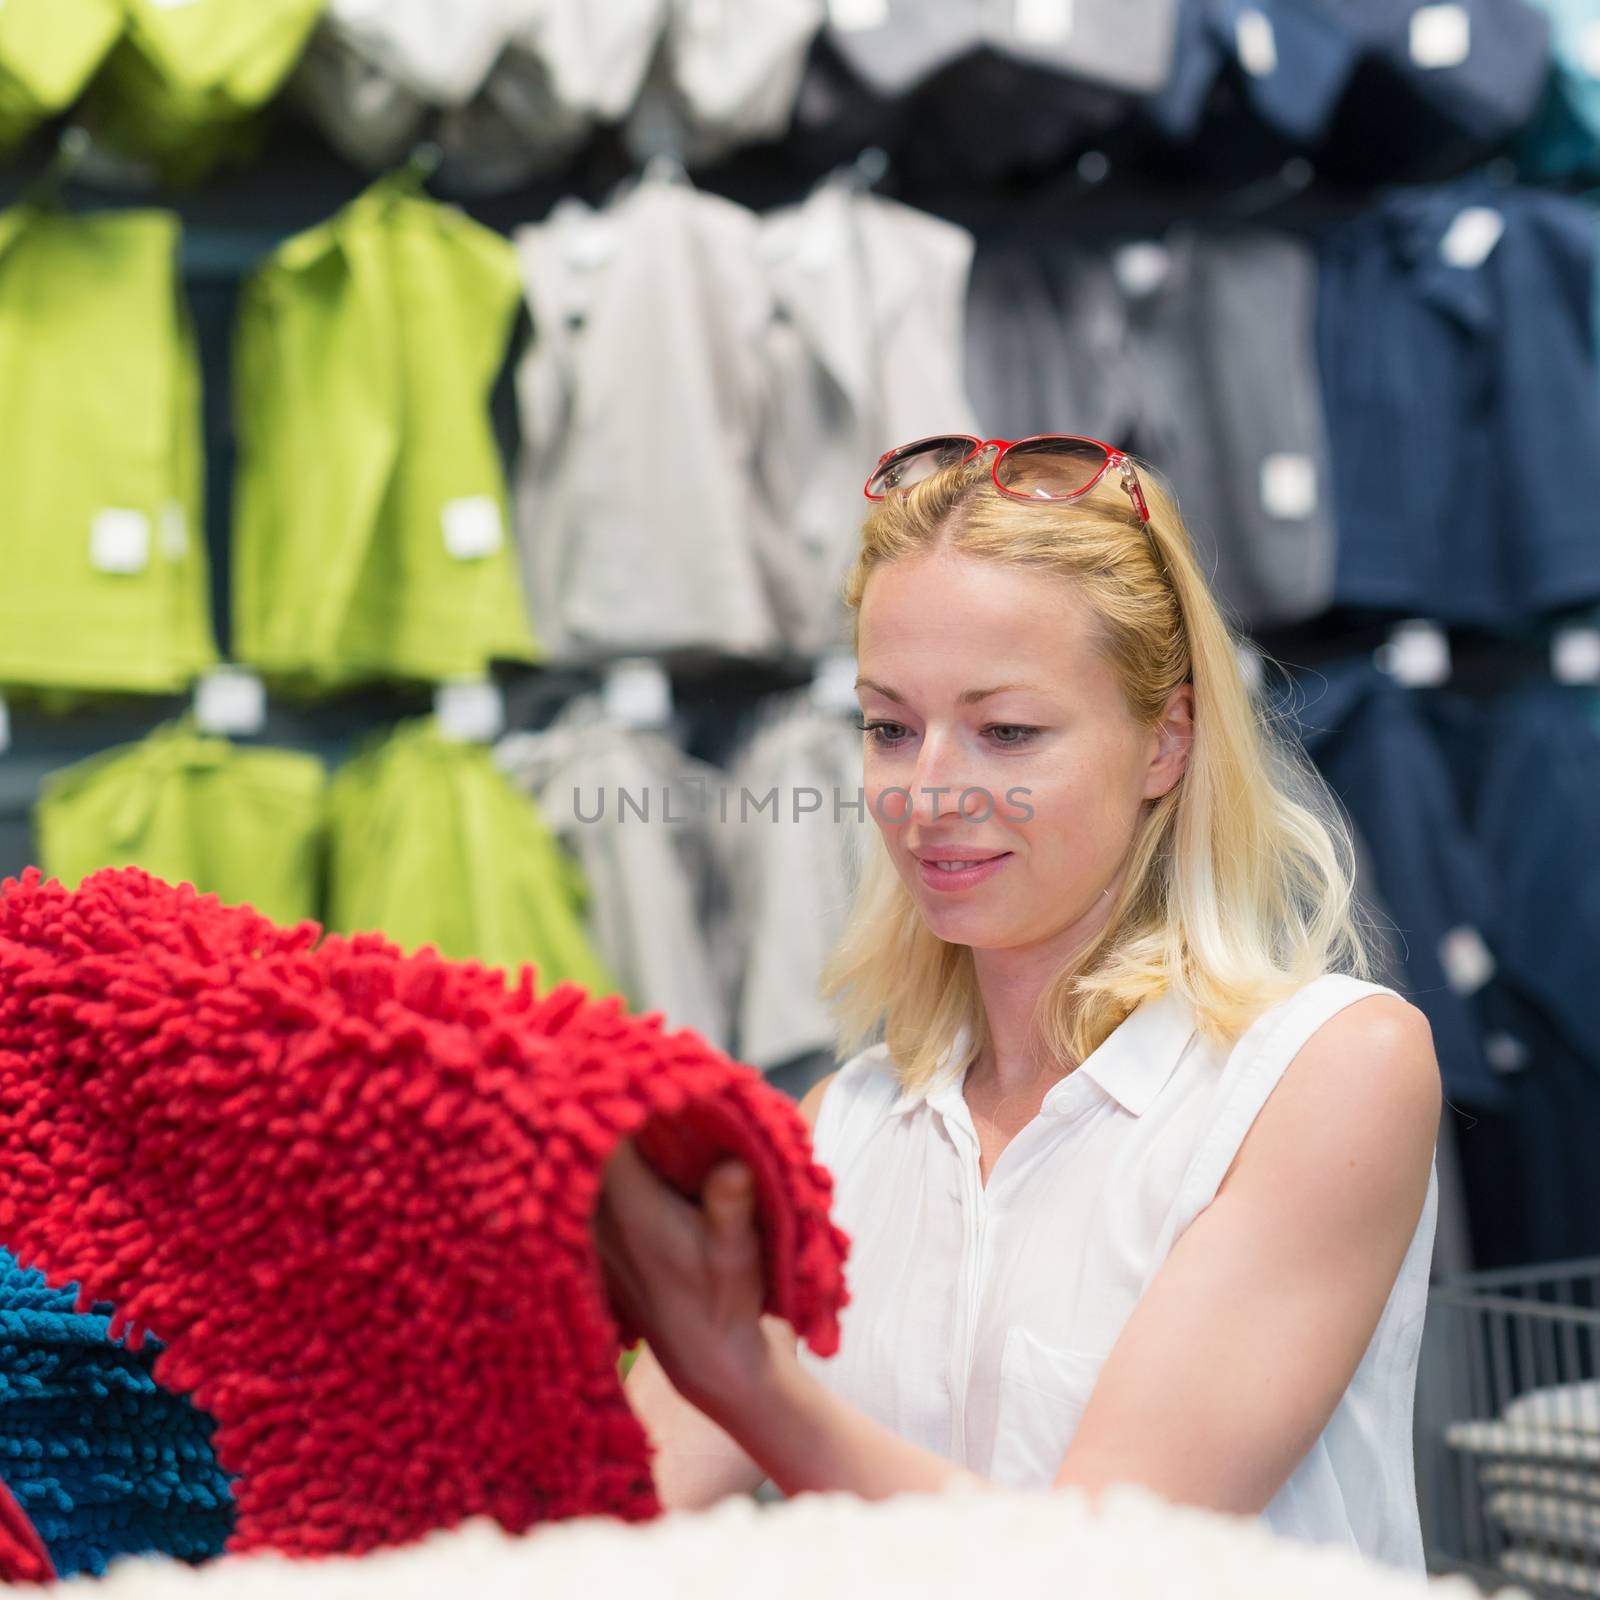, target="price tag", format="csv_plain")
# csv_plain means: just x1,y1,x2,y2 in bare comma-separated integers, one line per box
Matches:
0,696,10,756
441,496,505,561
90,508,151,575
1484,1031,1530,1074
1111,241,1172,299
1377,619,1451,687
602,657,674,730
1551,626,1600,684
564,211,618,268
1439,206,1504,270
1235,9,1278,76
1015,0,1074,46
1409,4,1470,69
434,678,506,743
1260,453,1317,520
194,666,267,736
829,0,889,30
1439,924,1495,997
810,651,859,715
